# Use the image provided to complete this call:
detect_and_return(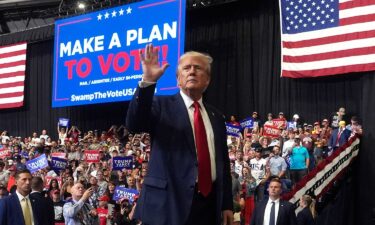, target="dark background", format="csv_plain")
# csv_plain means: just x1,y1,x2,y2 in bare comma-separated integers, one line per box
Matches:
0,0,374,224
